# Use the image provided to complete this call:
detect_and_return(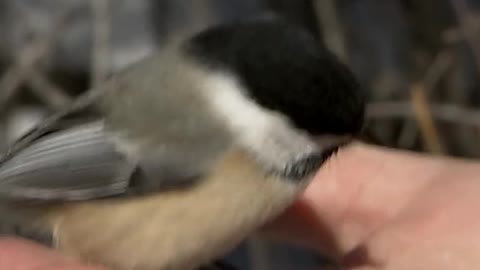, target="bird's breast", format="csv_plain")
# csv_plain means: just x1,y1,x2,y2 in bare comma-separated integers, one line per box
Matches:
44,148,300,270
